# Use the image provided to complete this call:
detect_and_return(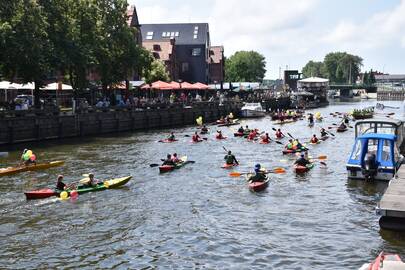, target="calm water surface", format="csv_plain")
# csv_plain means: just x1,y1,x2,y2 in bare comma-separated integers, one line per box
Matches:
0,100,404,269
